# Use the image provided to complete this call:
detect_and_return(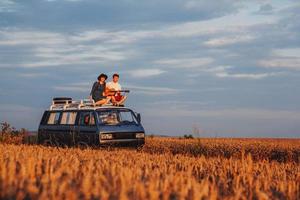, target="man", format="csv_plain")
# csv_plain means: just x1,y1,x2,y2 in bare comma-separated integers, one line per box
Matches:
106,73,127,105
90,73,111,106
